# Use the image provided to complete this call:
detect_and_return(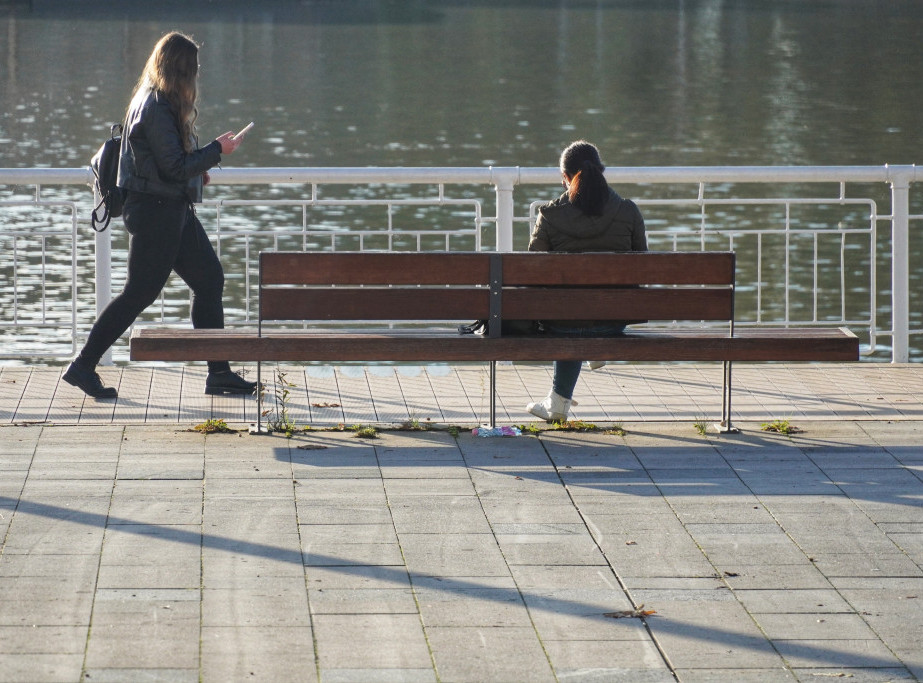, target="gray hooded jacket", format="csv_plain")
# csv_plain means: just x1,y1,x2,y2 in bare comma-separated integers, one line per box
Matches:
528,187,648,328
528,188,647,253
